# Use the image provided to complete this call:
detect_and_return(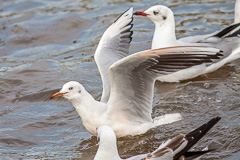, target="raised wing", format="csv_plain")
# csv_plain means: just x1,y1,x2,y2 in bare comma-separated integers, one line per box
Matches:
107,47,223,122
94,8,133,103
